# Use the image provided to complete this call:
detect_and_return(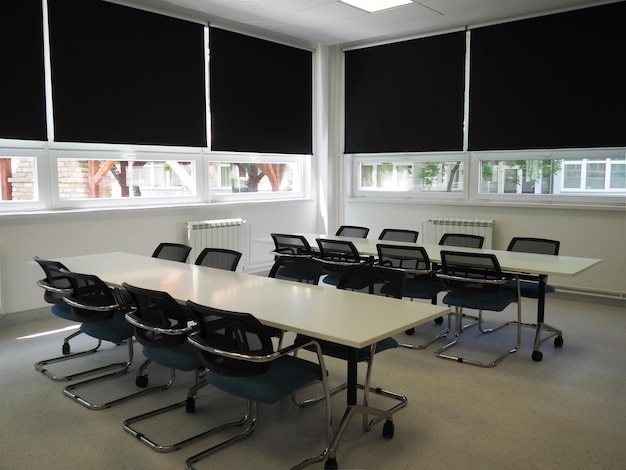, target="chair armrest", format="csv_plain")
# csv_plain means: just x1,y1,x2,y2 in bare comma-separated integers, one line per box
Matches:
63,296,124,312
125,311,198,336
37,279,72,295
435,272,508,285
